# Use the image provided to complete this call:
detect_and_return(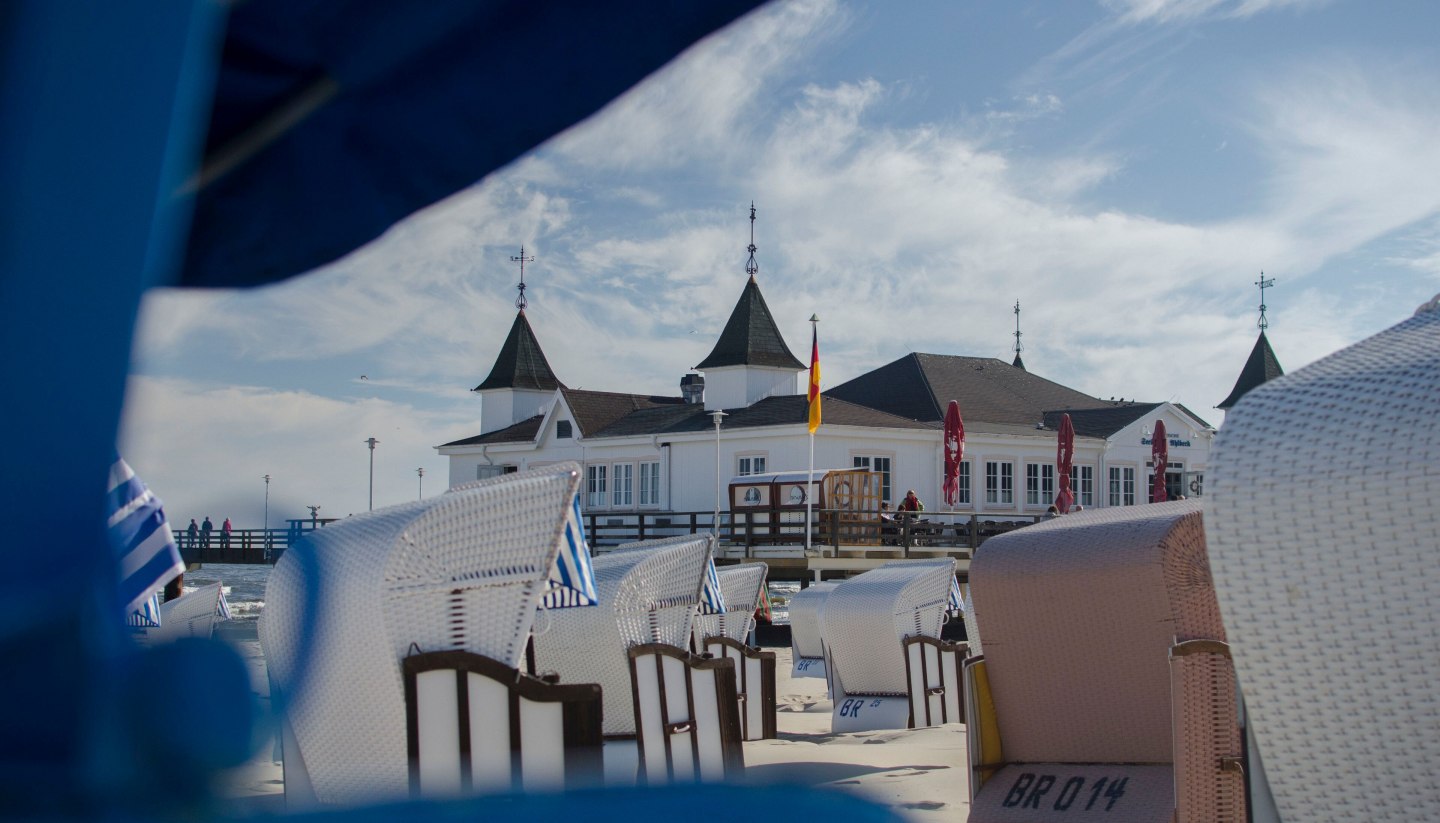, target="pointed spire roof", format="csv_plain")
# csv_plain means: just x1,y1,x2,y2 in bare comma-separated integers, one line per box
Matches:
695,276,804,370
1217,331,1283,410
474,310,565,392
1012,352,1026,370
